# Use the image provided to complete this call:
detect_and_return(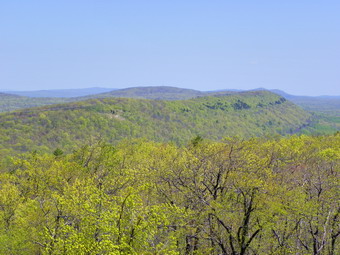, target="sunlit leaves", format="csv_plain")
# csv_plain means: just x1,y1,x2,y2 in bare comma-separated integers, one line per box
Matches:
0,135,338,254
